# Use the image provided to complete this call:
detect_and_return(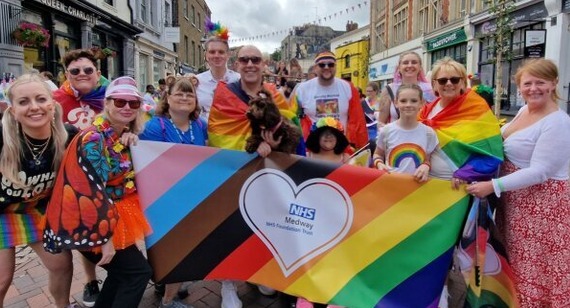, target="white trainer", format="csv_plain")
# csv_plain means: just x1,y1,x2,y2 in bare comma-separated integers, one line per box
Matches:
257,285,277,296
221,281,242,308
